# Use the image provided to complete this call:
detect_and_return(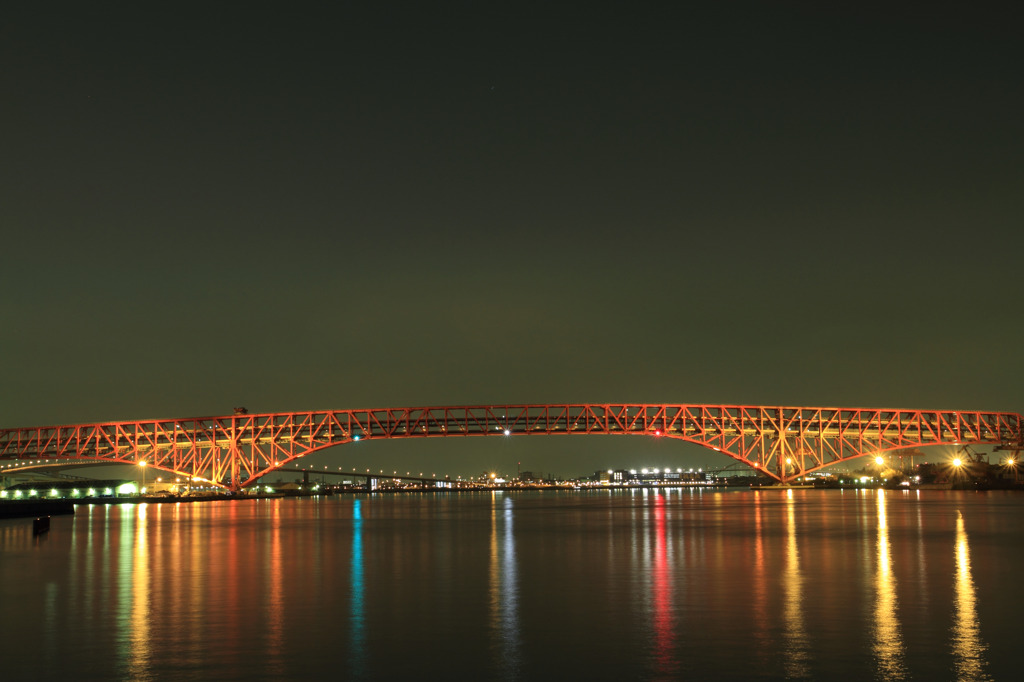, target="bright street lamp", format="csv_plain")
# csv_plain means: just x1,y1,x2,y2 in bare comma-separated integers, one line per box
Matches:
139,460,148,494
